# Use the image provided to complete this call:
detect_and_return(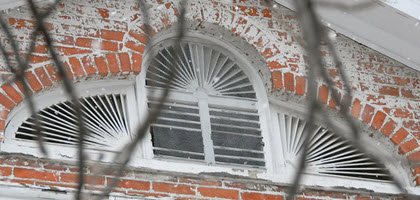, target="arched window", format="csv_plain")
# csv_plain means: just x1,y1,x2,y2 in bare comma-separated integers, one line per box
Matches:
144,38,265,169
